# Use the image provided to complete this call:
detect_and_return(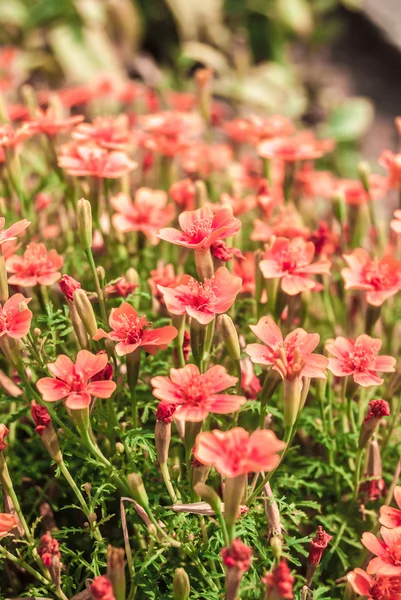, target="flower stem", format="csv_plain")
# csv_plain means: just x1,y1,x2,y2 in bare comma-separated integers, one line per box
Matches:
160,461,177,503
352,448,364,504
85,248,108,324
